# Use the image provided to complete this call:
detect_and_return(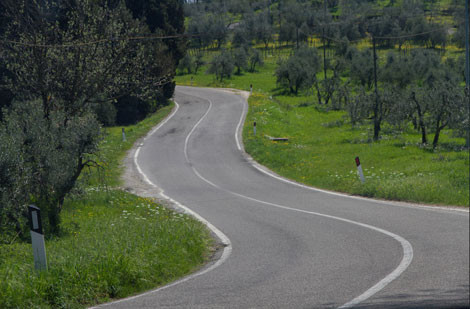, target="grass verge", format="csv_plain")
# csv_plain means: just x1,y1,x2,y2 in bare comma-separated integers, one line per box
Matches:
0,103,213,308
175,53,469,207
